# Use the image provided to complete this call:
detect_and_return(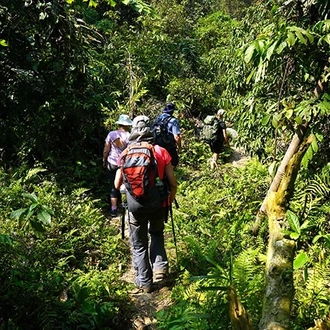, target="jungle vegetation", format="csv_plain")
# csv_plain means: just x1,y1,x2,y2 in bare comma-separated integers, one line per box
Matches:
1,0,330,329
